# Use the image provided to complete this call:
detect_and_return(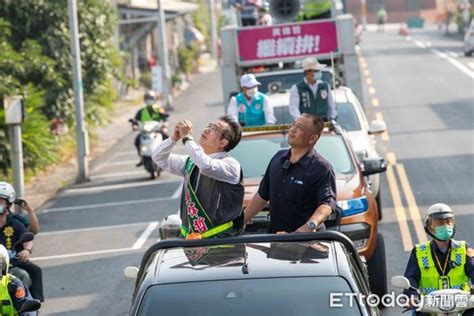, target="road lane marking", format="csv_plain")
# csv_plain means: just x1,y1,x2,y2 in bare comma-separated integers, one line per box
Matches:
132,221,159,249
375,112,389,141
43,188,181,213
368,86,376,95
63,179,181,194
89,170,148,180
395,164,428,244
363,69,370,77
93,160,138,171
32,247,141,262
366,78,373,85
468,62,474,70
425,41,432,47
447,51,458,58
38,221,155,236
414,40,426,48
386,152,397,165
171,184,183,199
431,49,474,79
371,98,379,107
386,164,413,251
